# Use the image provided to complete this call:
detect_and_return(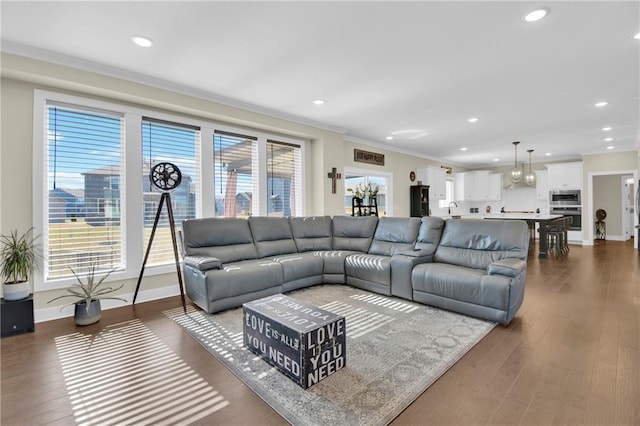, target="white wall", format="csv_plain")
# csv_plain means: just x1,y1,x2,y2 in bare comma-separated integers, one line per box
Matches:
1,52,457,319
